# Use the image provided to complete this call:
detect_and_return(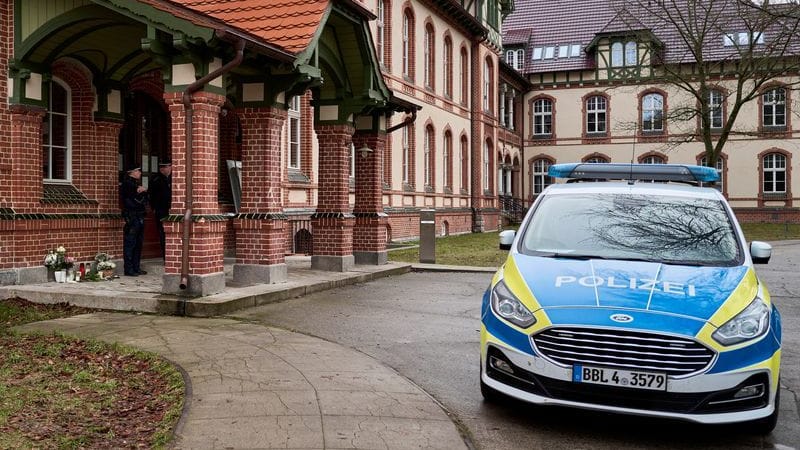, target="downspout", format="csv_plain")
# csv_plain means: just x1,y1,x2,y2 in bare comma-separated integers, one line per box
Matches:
386,109,417,133
179,34,245,293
